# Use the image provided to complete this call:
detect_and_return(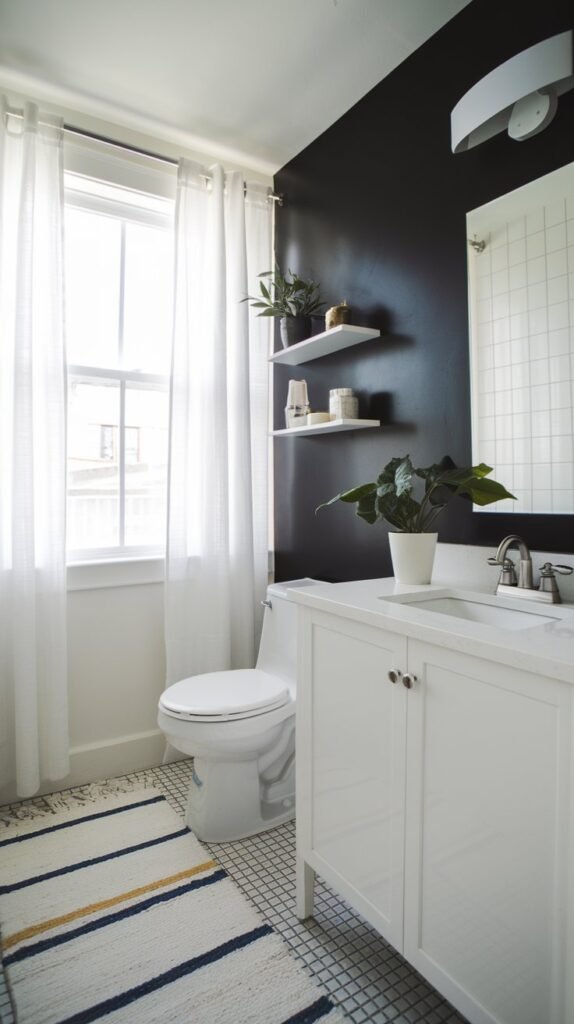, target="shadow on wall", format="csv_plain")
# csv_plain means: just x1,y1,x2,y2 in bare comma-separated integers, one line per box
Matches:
363,391,416,433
